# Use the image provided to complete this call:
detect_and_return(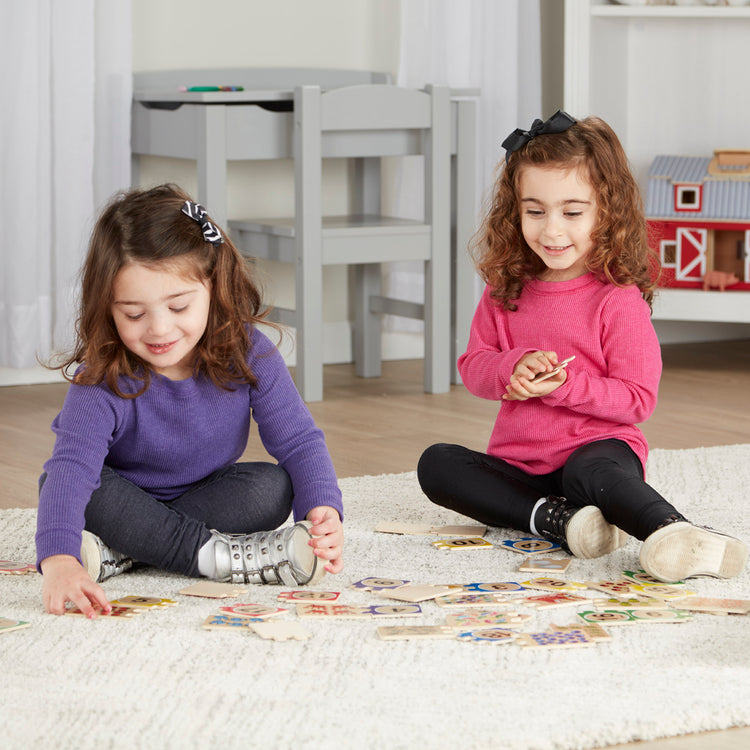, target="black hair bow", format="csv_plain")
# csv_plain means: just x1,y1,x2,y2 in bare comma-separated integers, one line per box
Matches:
501,110,577,164
181,200,224,246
